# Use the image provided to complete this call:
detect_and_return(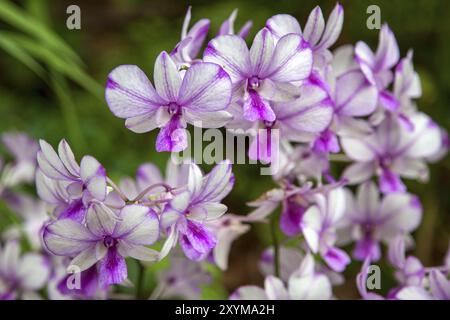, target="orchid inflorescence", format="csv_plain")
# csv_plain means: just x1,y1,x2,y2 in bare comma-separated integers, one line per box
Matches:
0,4,449,300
